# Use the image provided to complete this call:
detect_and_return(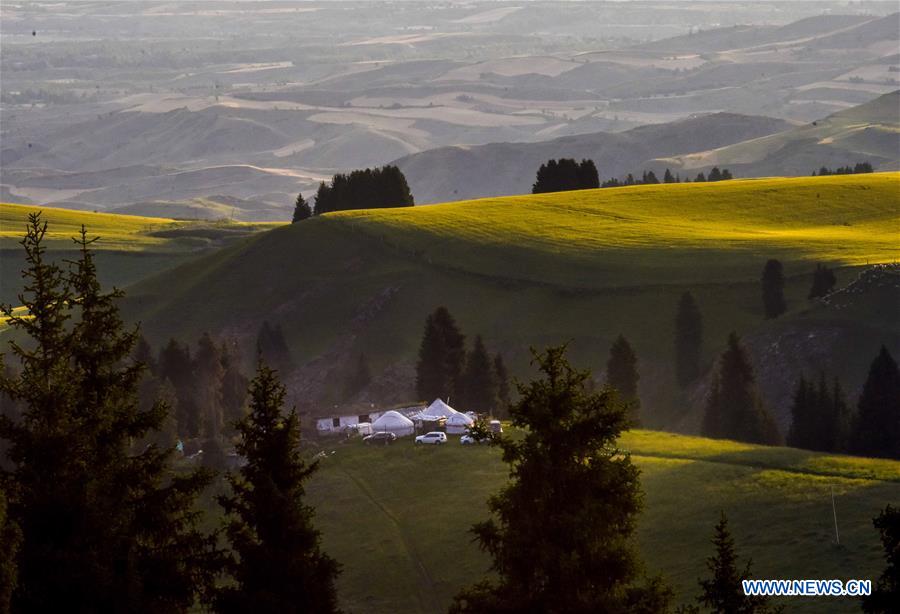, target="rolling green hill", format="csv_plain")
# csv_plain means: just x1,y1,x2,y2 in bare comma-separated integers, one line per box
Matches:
305,429,900,614
0,203,278,305
125,173,900,430
655,91,900,177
